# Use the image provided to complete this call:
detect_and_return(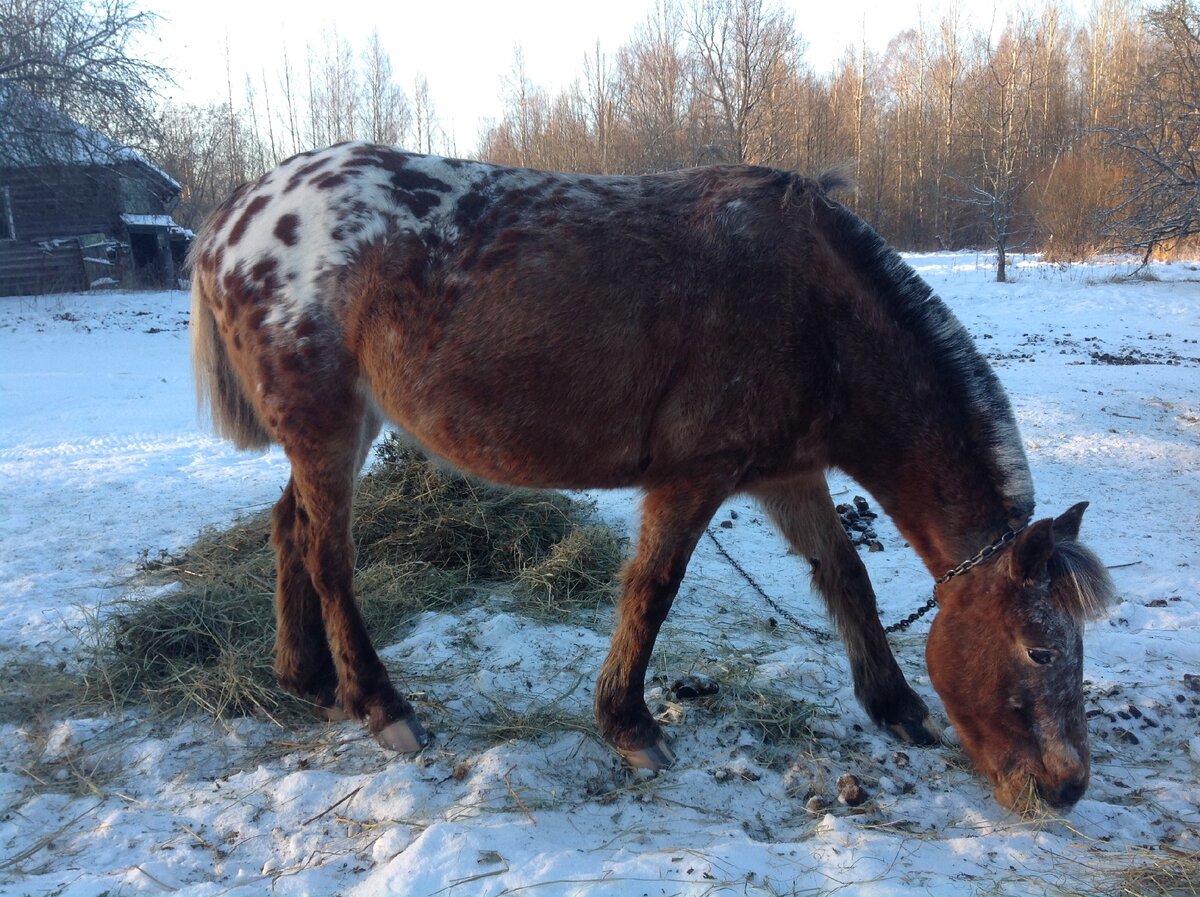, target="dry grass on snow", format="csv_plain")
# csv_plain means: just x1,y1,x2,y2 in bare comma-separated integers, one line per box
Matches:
78,435,626,723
